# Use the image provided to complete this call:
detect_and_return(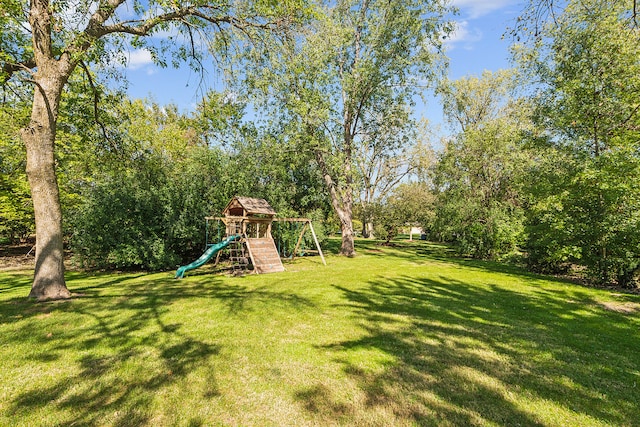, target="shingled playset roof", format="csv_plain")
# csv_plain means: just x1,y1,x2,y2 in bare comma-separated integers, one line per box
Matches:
222,197,277,217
